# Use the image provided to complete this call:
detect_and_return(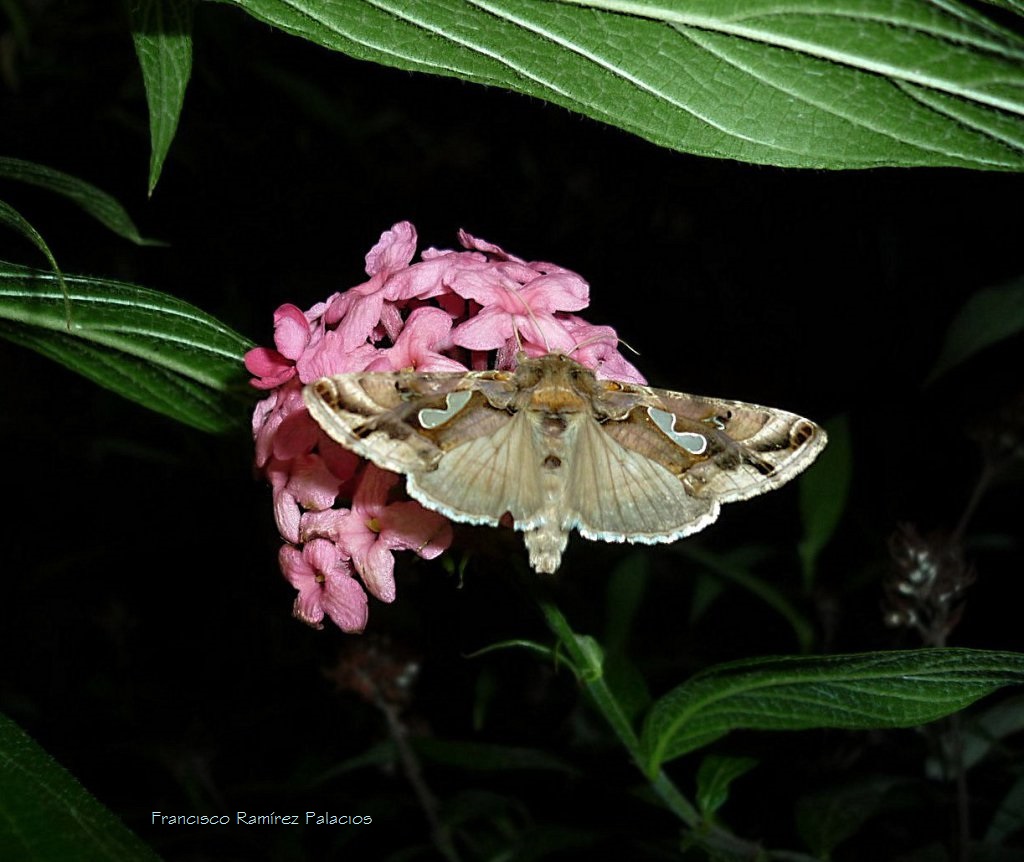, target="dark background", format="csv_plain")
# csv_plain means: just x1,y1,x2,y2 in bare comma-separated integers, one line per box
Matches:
2,5,1022,860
